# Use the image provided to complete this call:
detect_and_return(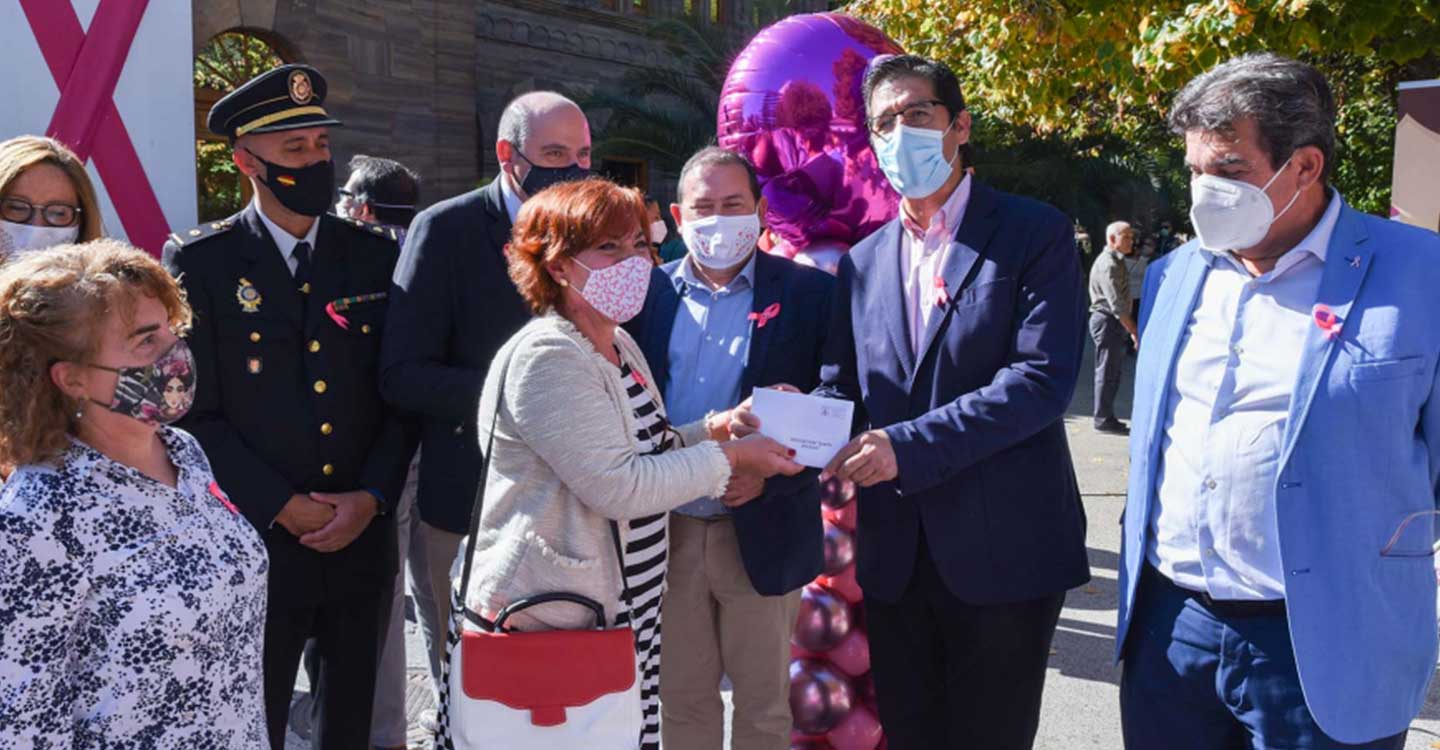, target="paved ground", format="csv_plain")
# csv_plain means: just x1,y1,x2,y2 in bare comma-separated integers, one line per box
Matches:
288,339,1440,749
